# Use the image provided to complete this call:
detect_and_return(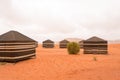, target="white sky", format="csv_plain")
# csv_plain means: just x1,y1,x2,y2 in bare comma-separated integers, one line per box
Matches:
0,0,120,42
